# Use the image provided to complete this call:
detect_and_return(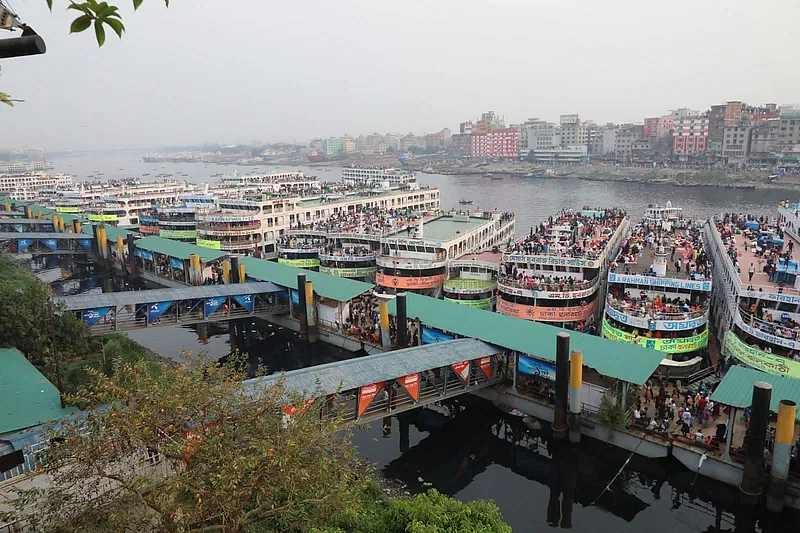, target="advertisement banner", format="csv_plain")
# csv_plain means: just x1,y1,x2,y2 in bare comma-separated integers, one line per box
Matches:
196,238,221,250
12,224,22,233
477,356,493,379
87,214,118,222
601,319,708,353
451,361,471,385
518,354,556,381
422,327,454,344
397,373,420,401
375,272,446,290
170,258,185,270
608,272,711,292
444,297,493,309
233,294,254,312
41,239,57,251
81,307,111,327
147,301,173,324
278,258,320,268
290,289,300,306
17,239,32,252
160,229,197,239
56,206,83,213
358,381,385,417
503,254,601,269
78,238,93,251
498,281,597,300
496,298,598,322
204,297,226,317
318,266,376,278
604,304,707,331
724,331,800,378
